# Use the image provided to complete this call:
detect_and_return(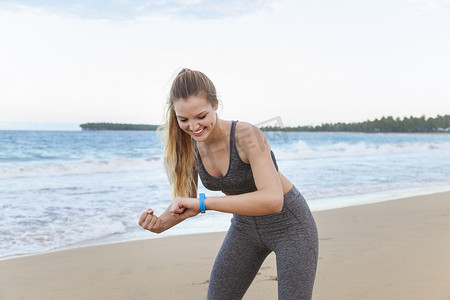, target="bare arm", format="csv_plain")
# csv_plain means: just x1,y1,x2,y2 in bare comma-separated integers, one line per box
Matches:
139,171,199,233
139,203,187,233
170,122,283,217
